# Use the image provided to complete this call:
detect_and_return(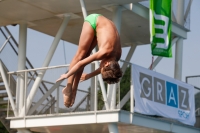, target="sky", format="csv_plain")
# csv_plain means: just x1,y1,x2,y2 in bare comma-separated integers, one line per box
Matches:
6,0,200,87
